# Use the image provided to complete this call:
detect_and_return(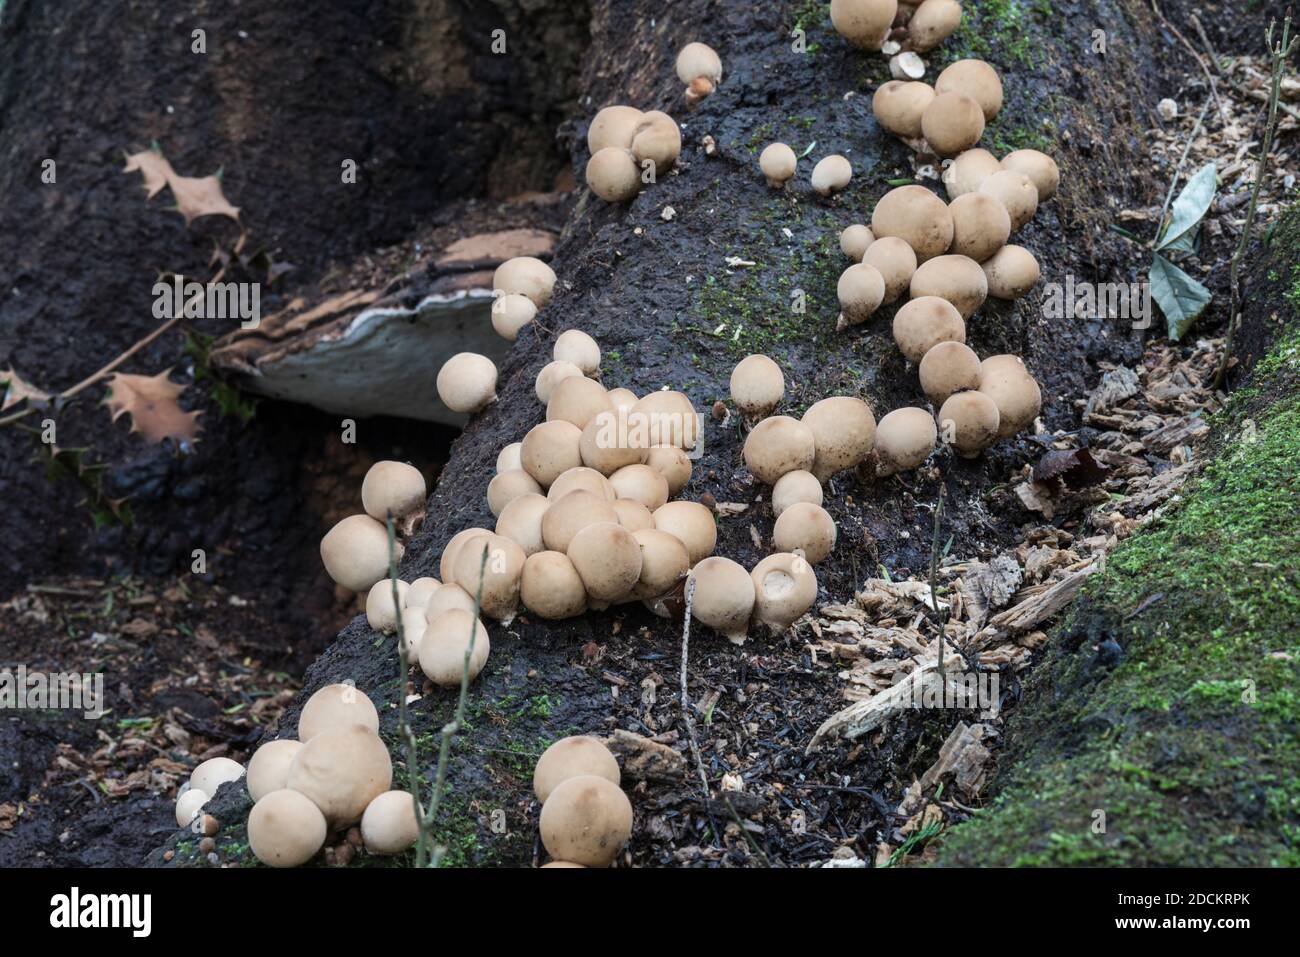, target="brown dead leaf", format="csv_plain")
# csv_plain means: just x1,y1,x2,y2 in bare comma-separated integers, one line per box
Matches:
1,367,51,411
103,369,203,445
122,148,241,225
